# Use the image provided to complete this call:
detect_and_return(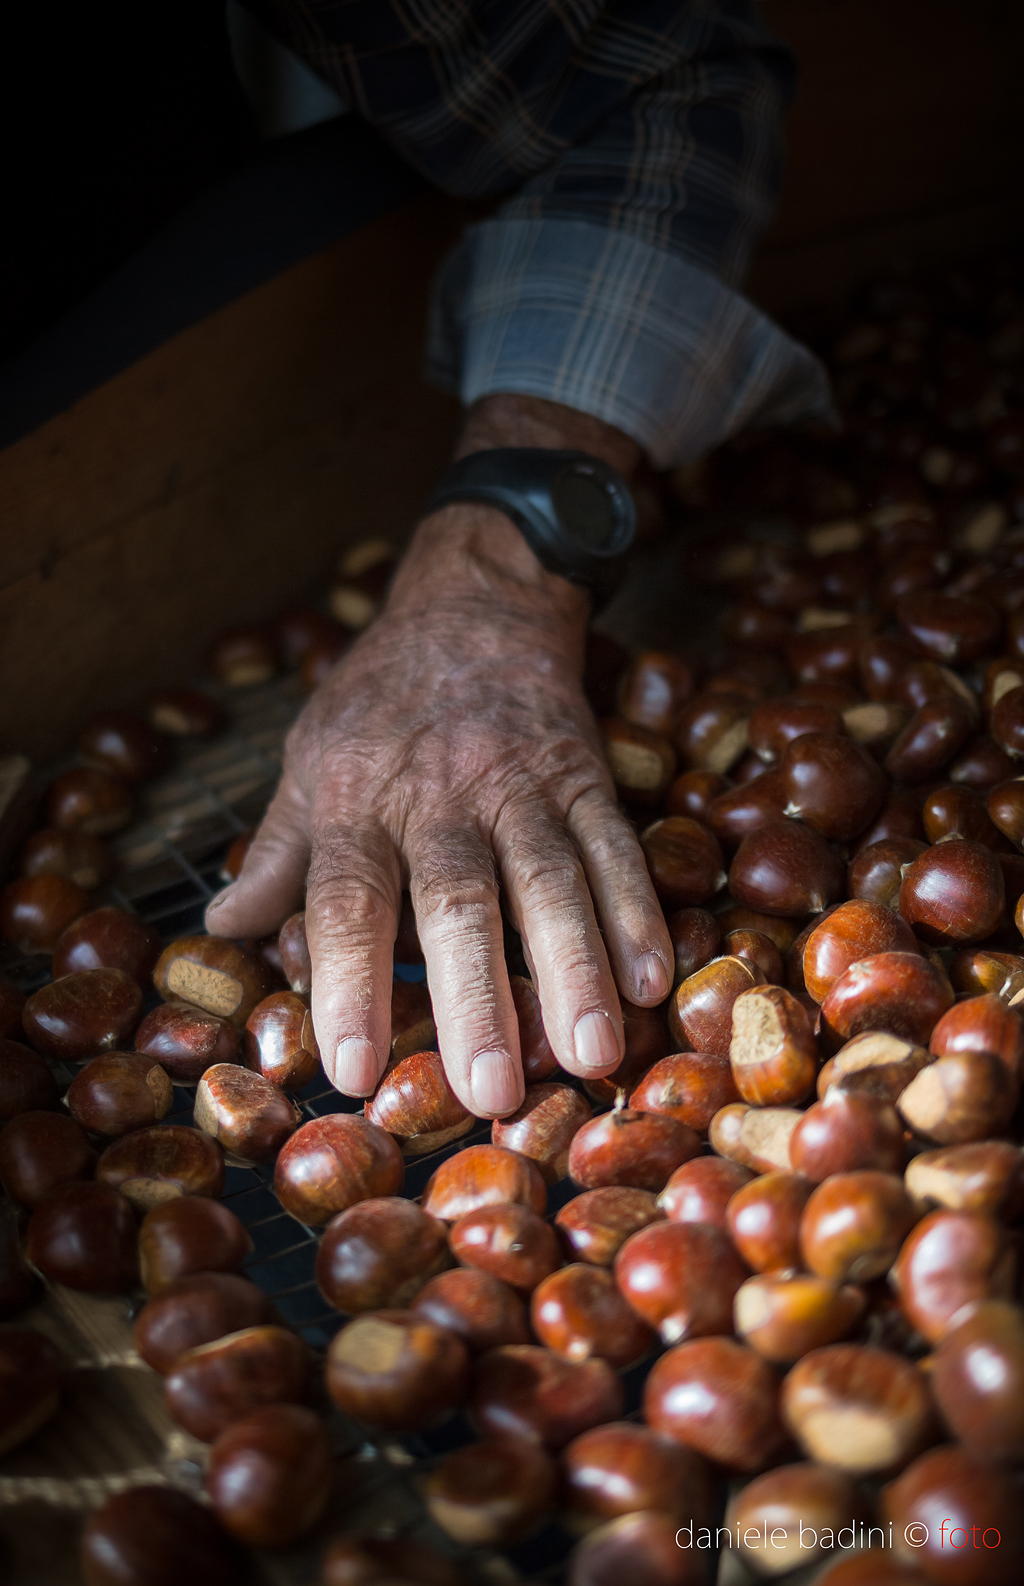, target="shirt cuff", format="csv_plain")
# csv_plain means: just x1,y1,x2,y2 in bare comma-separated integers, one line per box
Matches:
425,217,836,470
